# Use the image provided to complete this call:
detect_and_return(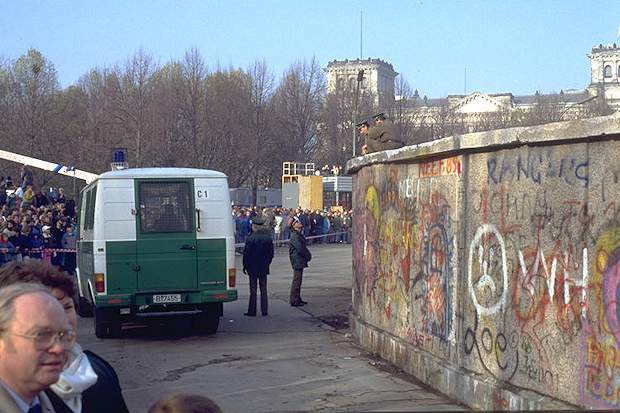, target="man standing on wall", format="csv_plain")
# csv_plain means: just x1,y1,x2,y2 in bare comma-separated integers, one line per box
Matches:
289,217,312,307
242,216,274,316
